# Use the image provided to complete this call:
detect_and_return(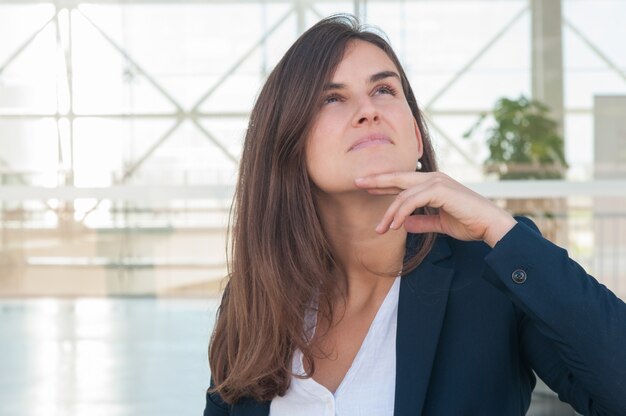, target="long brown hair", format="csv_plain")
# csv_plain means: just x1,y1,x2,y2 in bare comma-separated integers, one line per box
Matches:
209,14,438,404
